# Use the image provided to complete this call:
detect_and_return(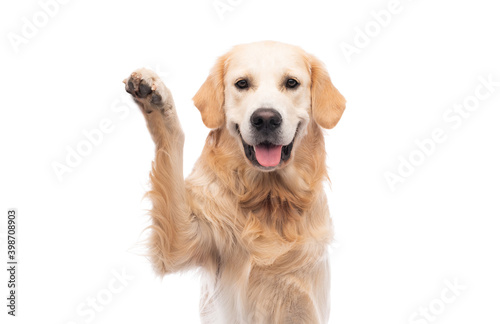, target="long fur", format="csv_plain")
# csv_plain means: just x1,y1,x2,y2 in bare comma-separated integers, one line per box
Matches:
126,41,345,324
